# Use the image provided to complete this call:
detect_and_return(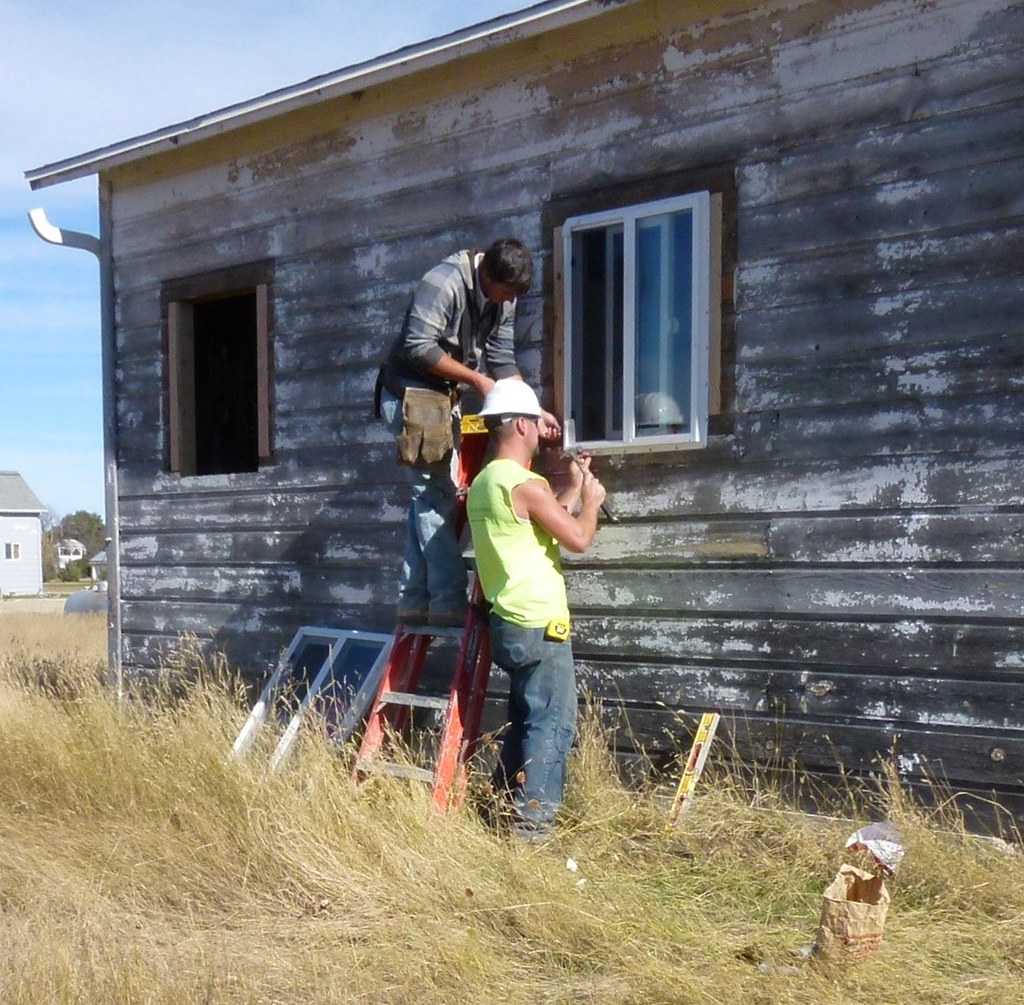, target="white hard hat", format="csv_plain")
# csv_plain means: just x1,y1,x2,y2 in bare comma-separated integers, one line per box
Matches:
635,391,685,428
478,378,543,418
